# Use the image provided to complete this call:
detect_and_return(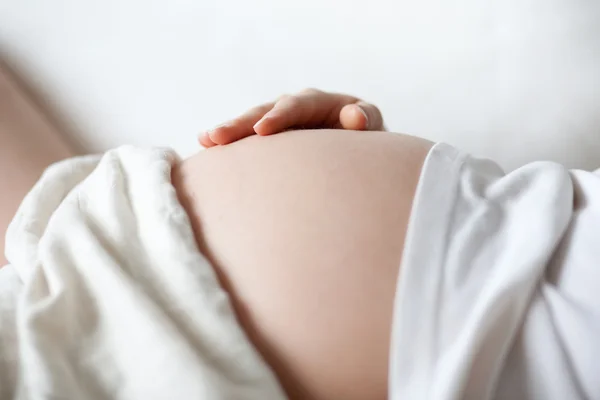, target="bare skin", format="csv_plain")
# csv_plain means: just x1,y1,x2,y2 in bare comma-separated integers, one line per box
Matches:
0,86,376,266
173,129,432,400
1,79,432,399
0,66,75,265
198,88,385,147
